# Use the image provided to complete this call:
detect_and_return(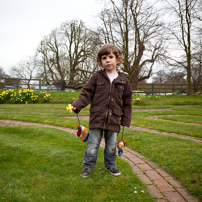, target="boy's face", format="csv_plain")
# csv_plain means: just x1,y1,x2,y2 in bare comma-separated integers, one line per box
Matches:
101,52,120,72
